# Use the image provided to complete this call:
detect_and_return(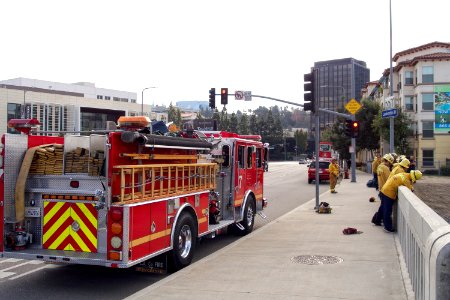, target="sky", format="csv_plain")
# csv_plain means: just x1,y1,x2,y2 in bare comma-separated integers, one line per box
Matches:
1,0,449,113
